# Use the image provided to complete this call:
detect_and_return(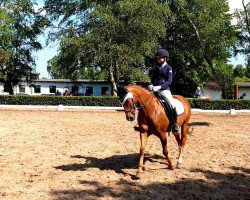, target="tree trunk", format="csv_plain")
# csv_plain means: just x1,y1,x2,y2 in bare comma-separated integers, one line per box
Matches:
5,81,14,95
108,64,117,96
